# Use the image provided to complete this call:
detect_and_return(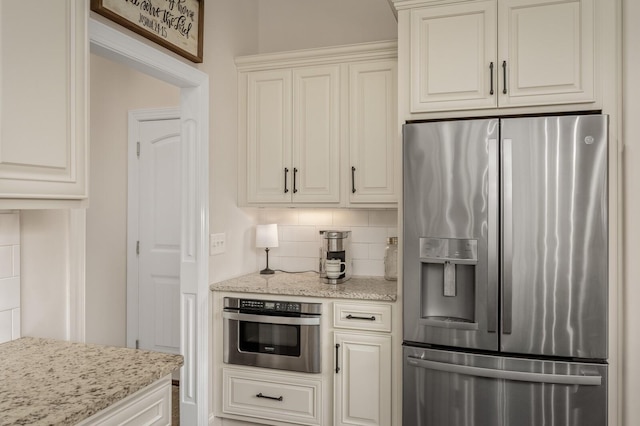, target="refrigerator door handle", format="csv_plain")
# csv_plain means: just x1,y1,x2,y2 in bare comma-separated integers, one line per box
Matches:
487,138,498,333
502,138,513,334
406,356,602,386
